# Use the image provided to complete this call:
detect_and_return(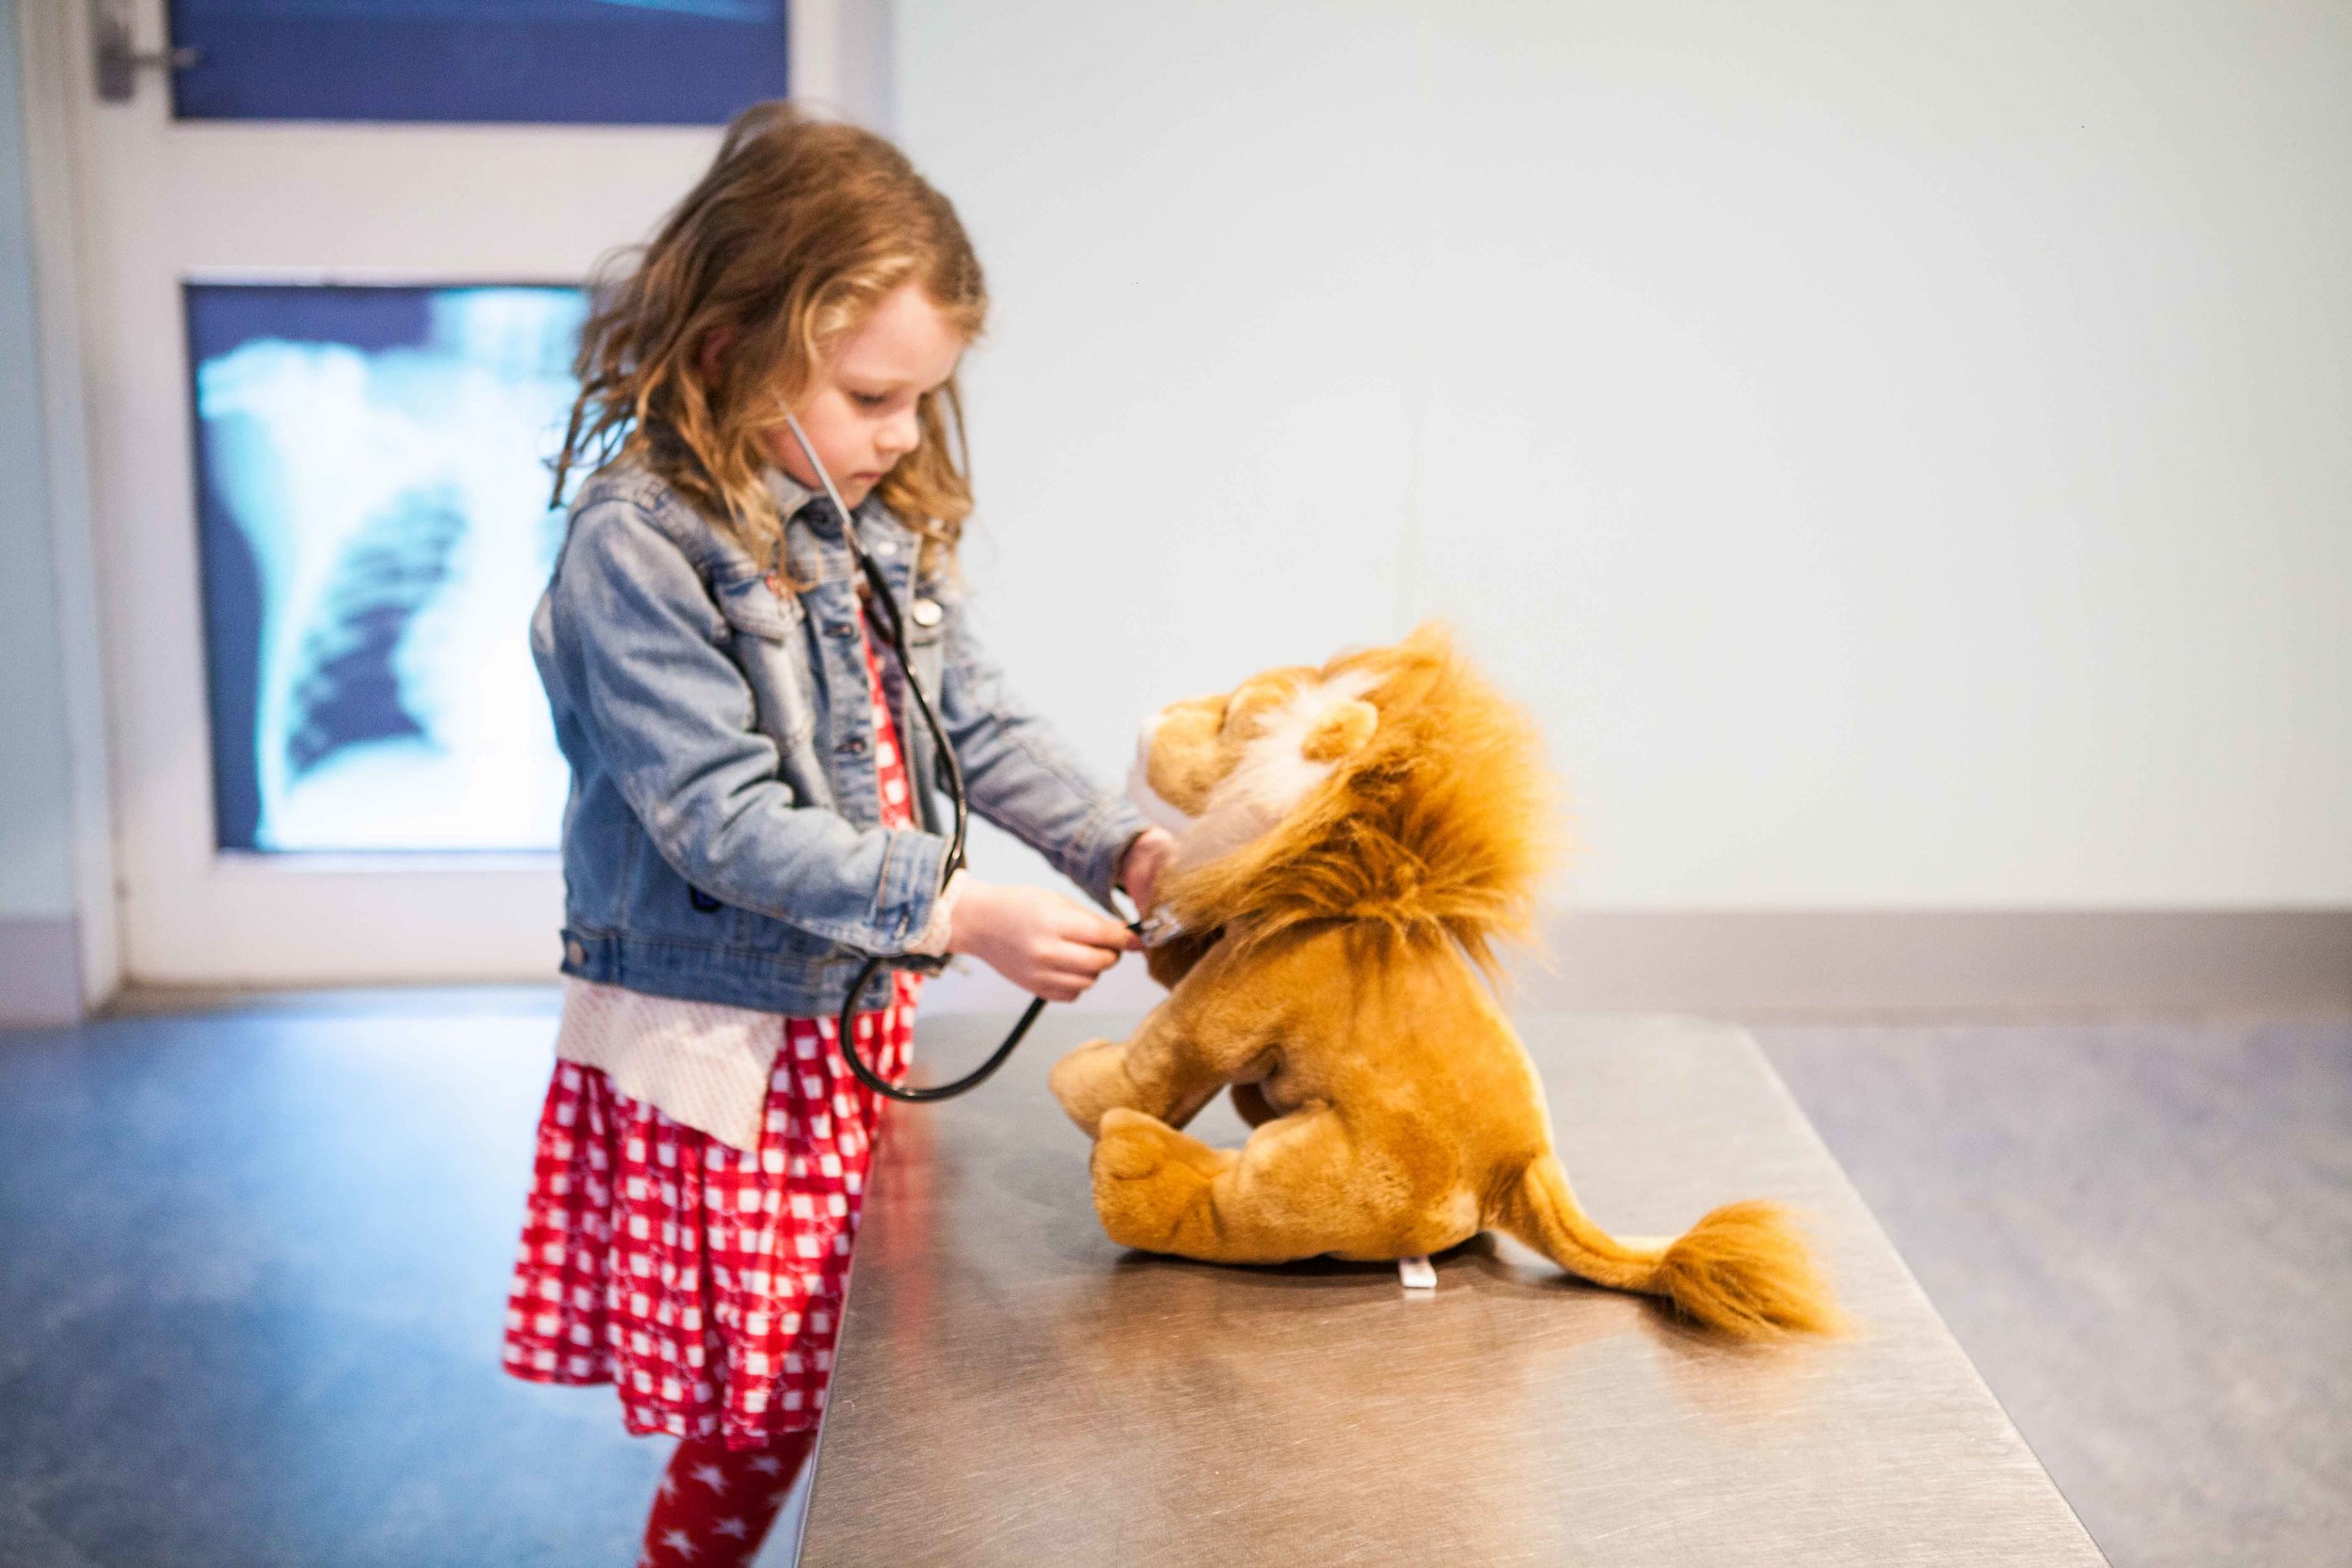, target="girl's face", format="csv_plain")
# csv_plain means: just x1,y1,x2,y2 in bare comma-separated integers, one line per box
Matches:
766,281,966,509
